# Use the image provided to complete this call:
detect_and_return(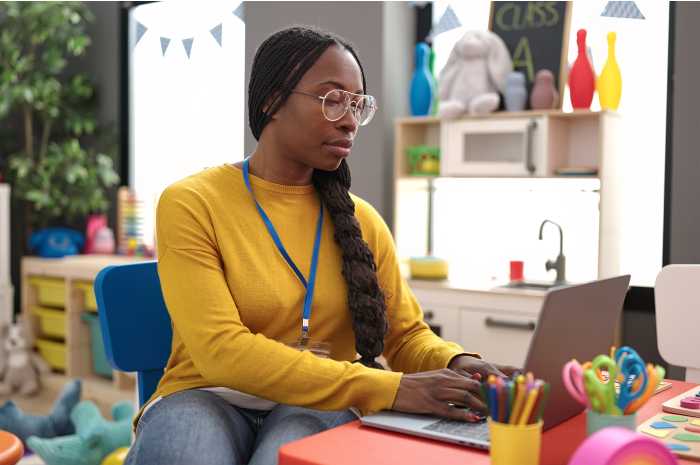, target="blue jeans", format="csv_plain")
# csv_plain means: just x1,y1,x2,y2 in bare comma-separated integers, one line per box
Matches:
125,390,357,465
